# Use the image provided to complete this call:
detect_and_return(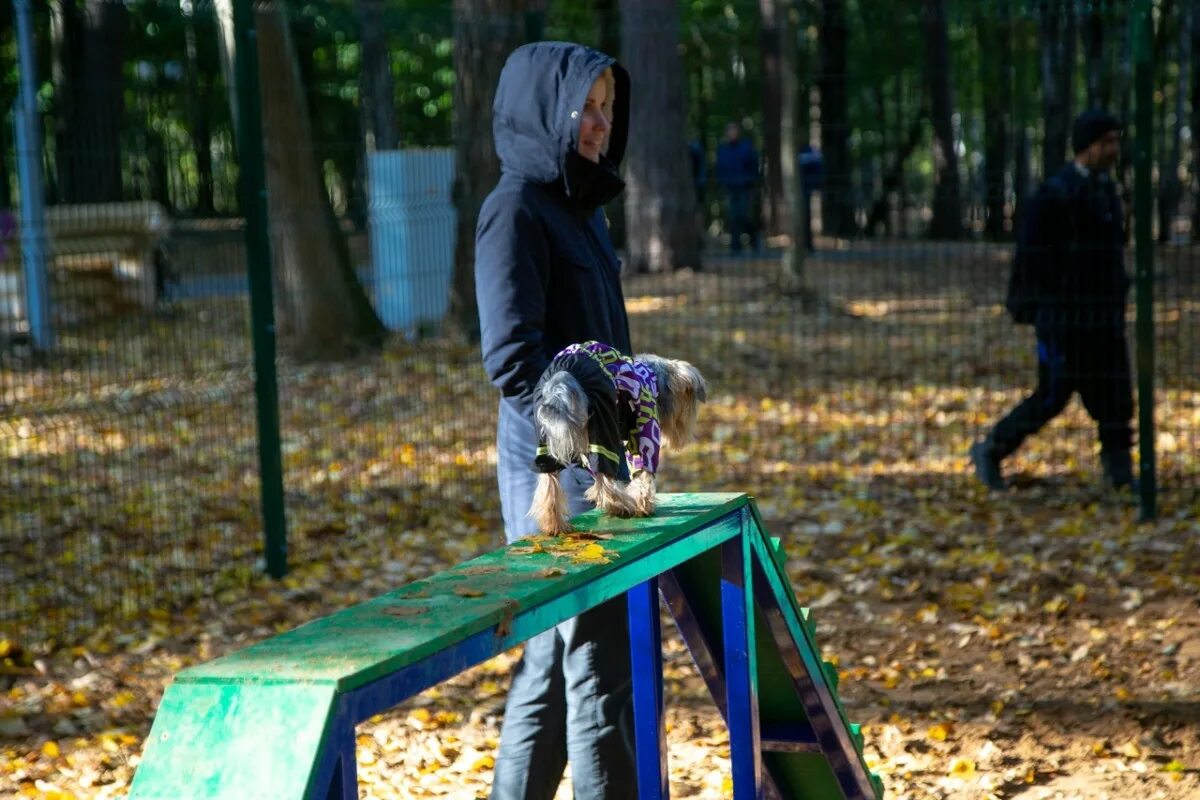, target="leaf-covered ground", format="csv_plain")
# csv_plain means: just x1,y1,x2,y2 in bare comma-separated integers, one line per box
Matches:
2,241,1199,798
